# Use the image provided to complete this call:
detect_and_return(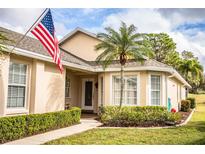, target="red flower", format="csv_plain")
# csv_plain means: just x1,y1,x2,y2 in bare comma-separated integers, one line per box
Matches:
171,108,176,113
